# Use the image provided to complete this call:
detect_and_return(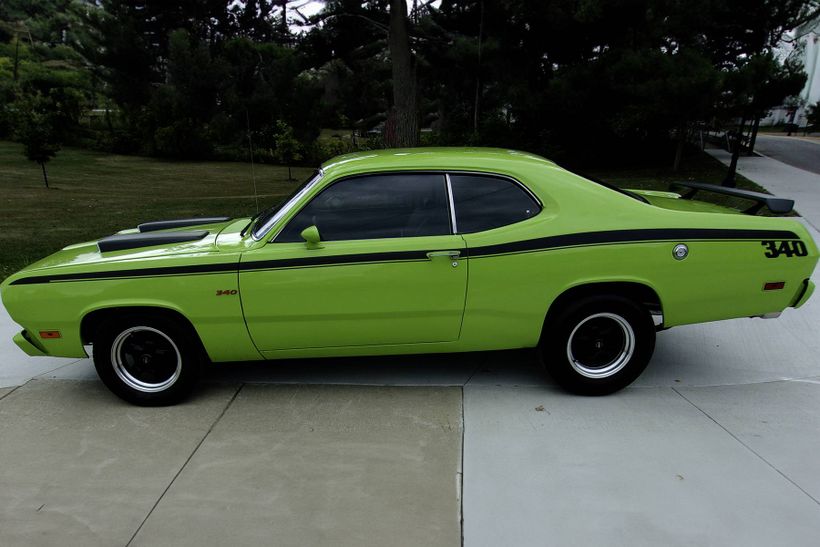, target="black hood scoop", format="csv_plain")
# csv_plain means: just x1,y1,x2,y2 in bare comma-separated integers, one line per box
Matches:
138,217,231,232
98,230,209,253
